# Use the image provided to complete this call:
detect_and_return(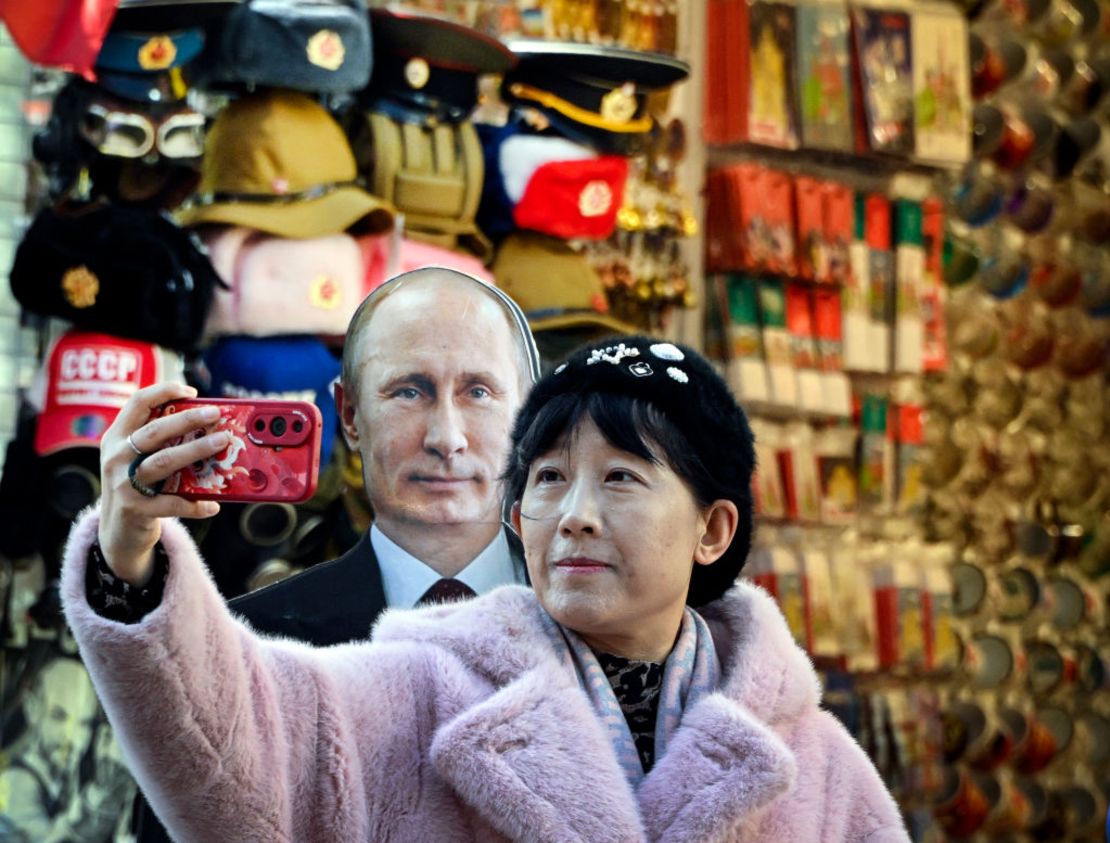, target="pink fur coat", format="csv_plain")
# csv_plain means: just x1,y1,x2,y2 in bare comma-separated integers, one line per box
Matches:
62,512,909,843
